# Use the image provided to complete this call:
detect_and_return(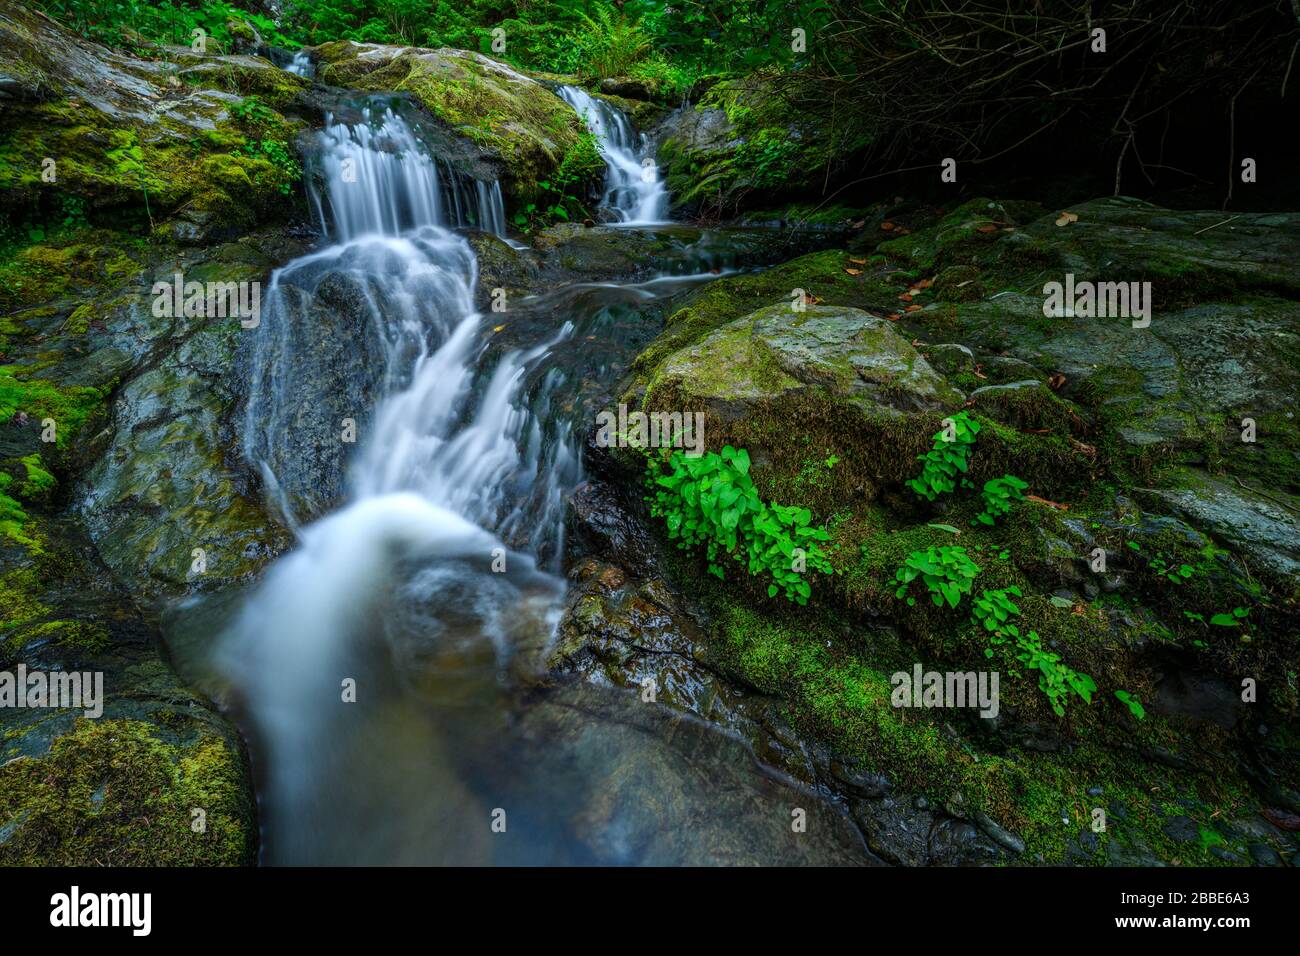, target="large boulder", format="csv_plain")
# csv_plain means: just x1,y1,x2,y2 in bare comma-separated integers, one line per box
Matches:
0,4,310,235
637,302,963,507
